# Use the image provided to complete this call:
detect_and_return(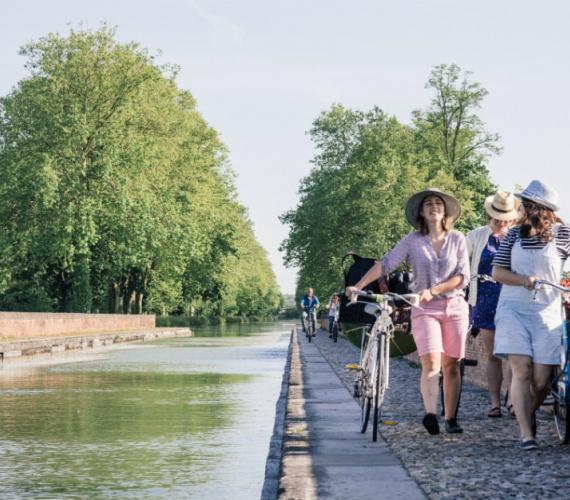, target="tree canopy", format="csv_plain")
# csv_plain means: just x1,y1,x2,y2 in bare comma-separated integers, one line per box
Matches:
0,26,280,318
280,64,499,300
